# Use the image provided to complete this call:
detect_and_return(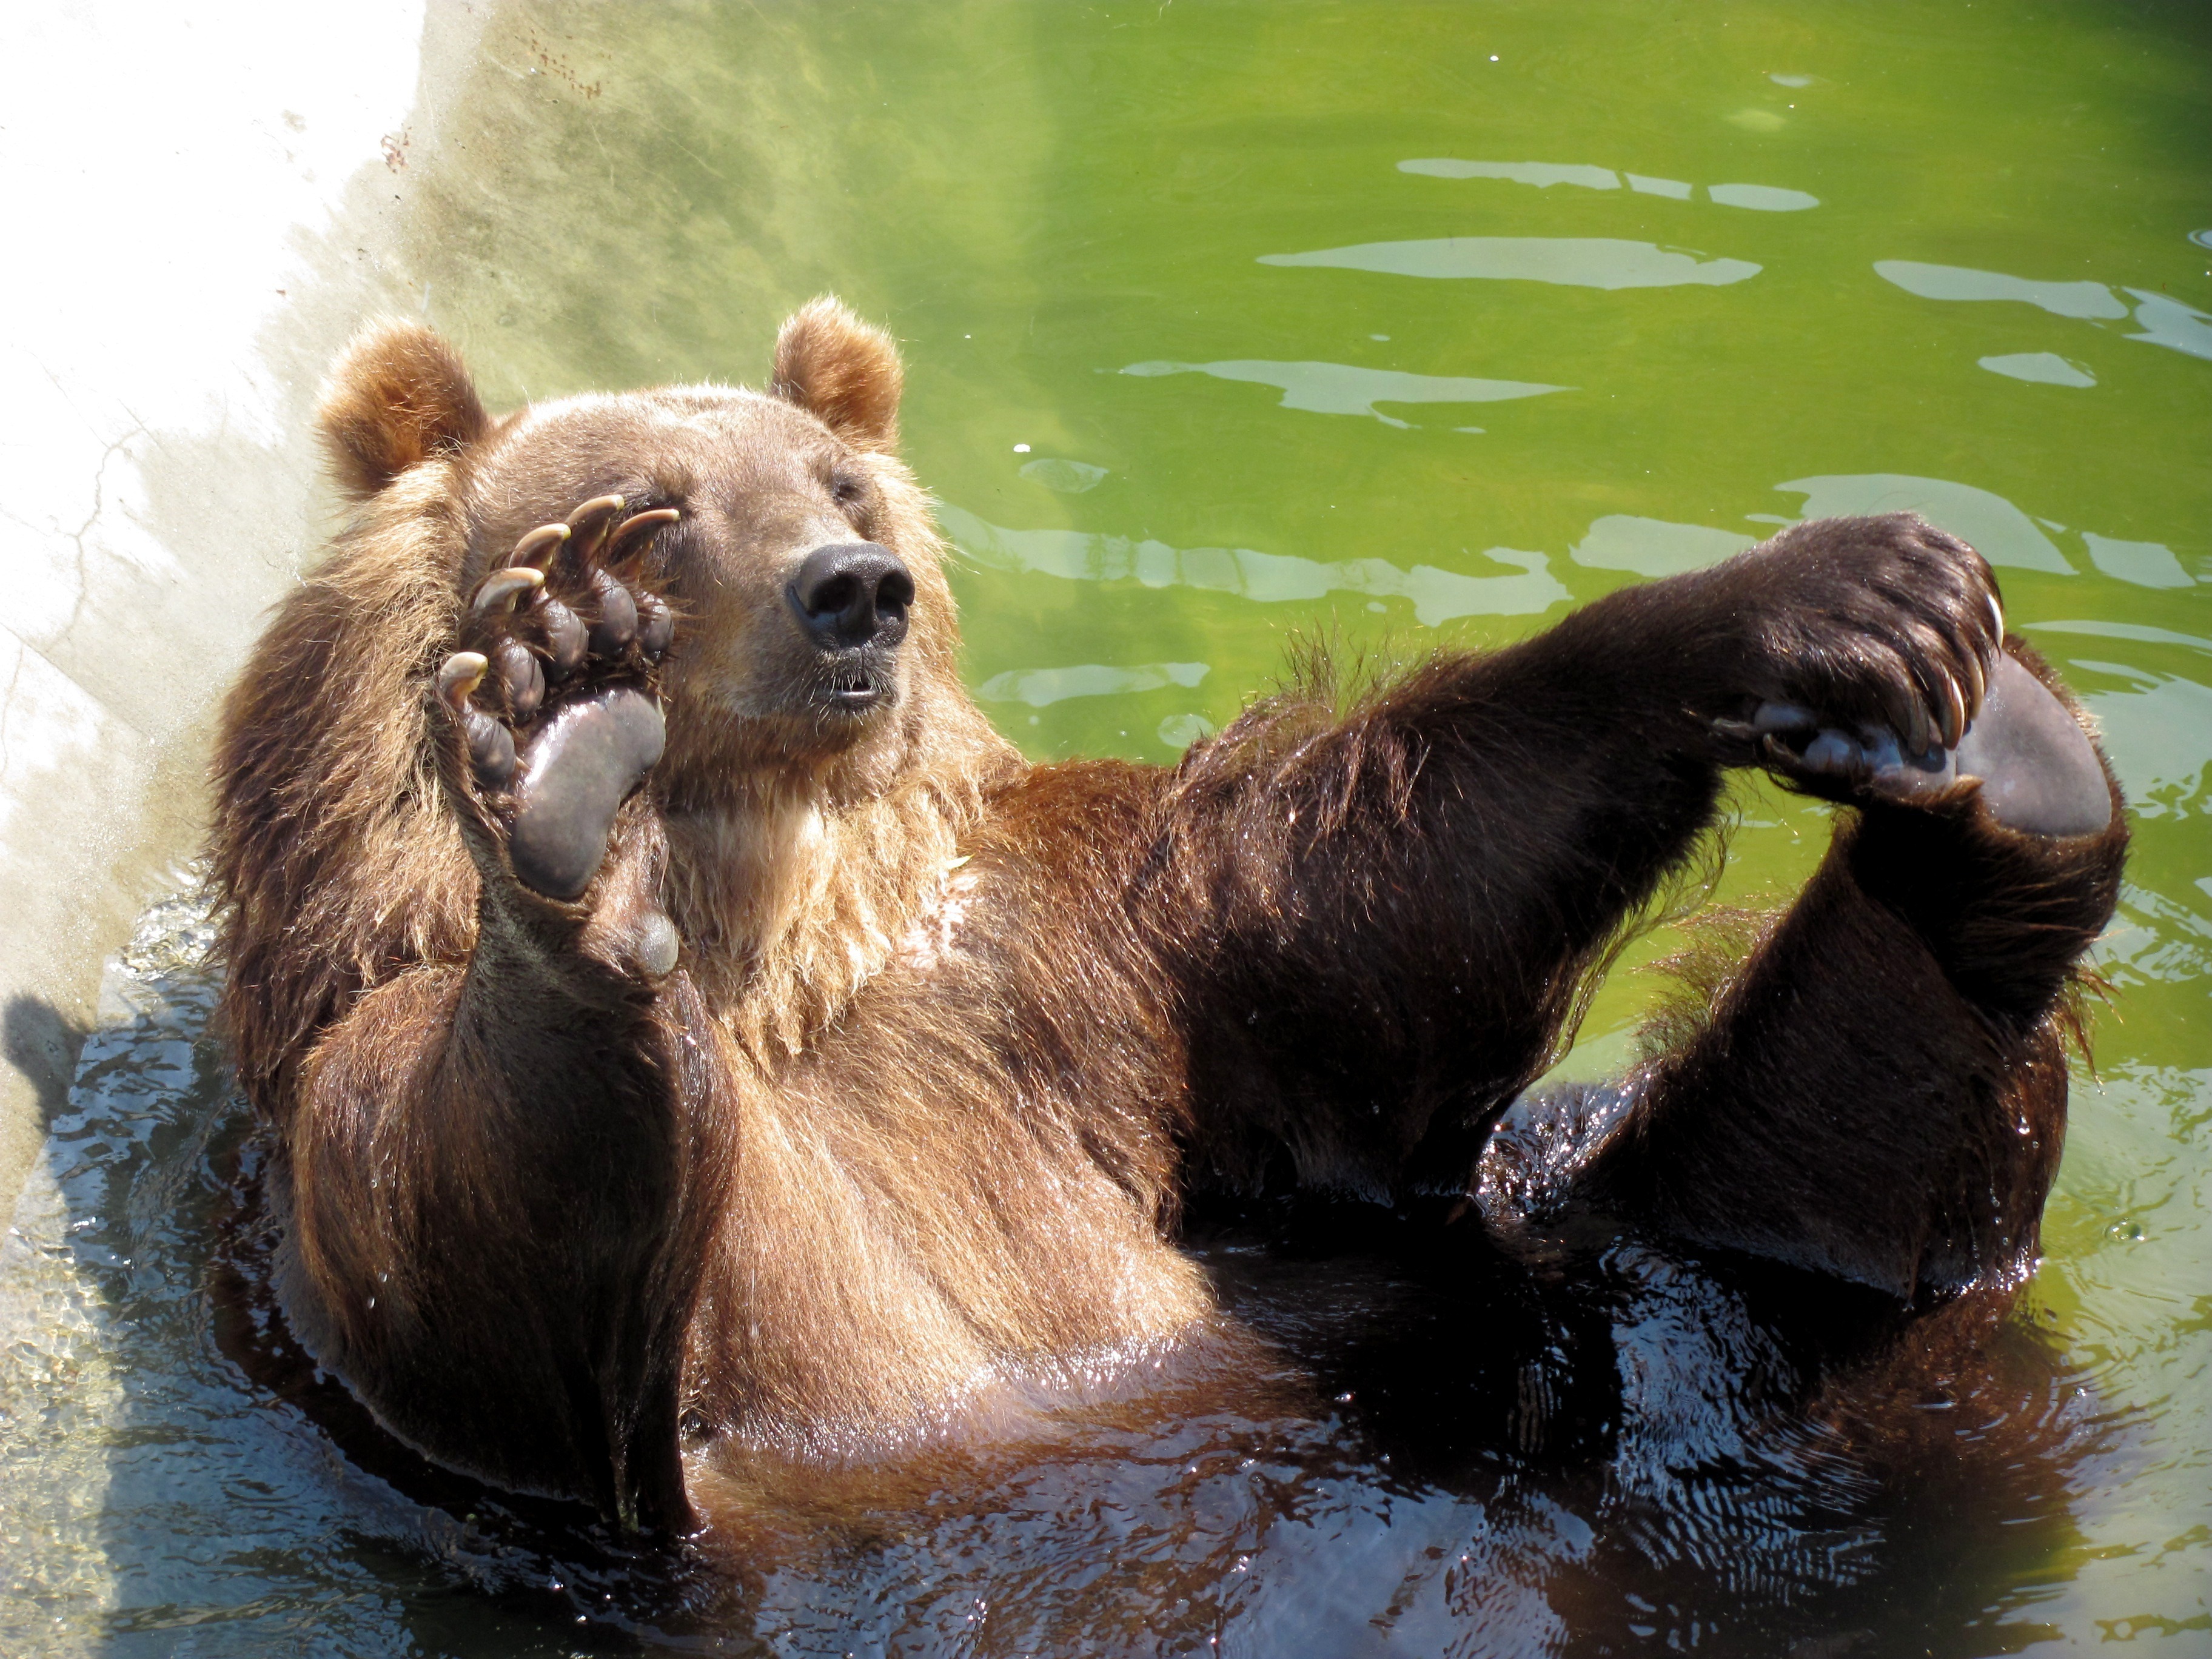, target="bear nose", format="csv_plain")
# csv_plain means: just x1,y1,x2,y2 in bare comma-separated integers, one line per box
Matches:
787,543,914,651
